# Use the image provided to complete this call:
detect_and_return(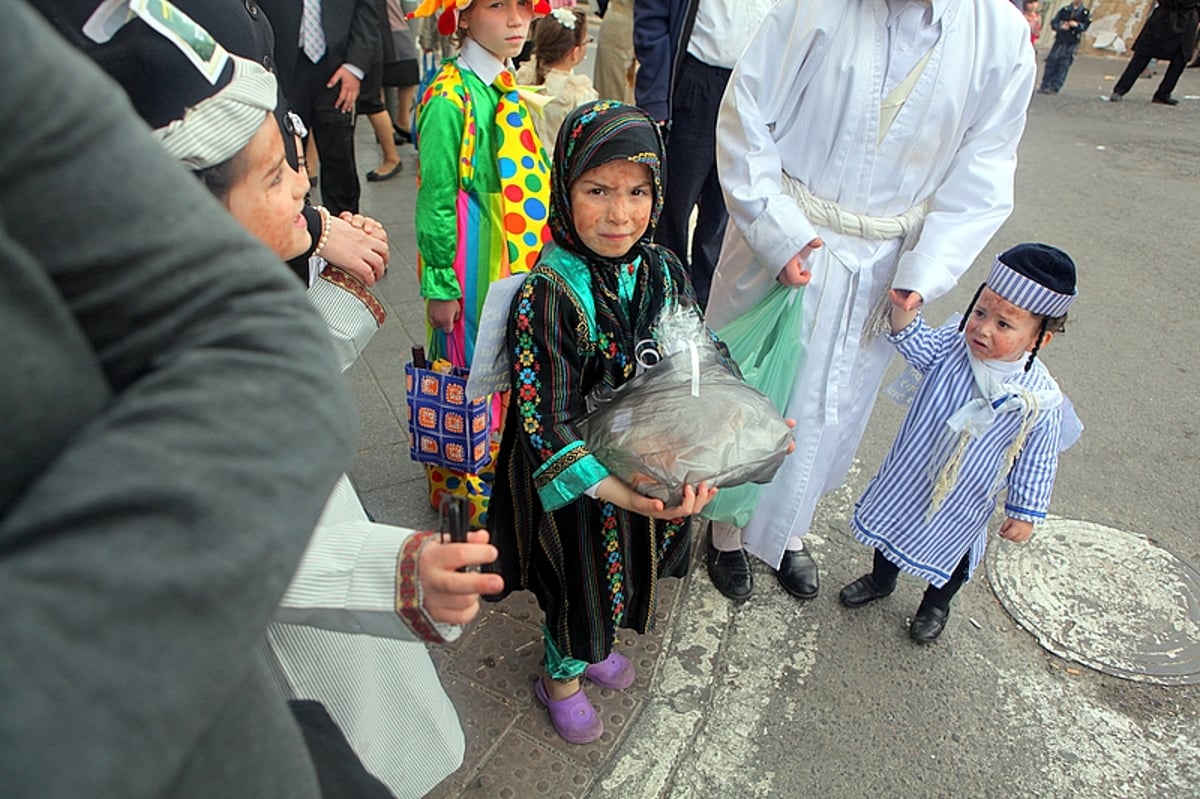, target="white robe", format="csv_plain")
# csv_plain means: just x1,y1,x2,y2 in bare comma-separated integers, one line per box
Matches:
706,0,1036,568
267,477,465,798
